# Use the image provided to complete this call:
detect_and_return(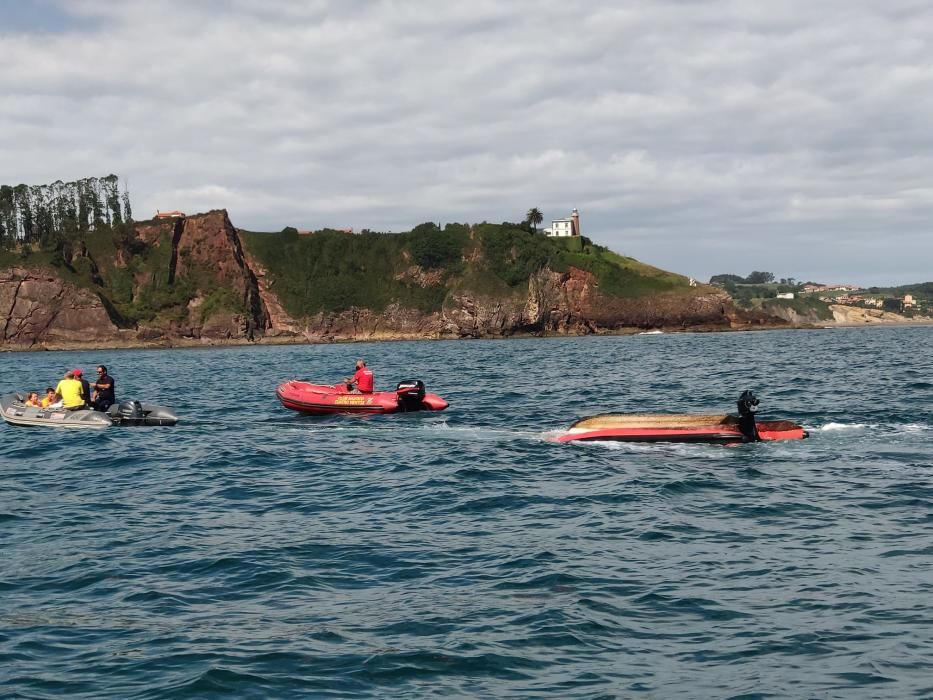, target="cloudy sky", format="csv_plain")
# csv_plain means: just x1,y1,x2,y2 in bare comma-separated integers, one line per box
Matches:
2,0,932,285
